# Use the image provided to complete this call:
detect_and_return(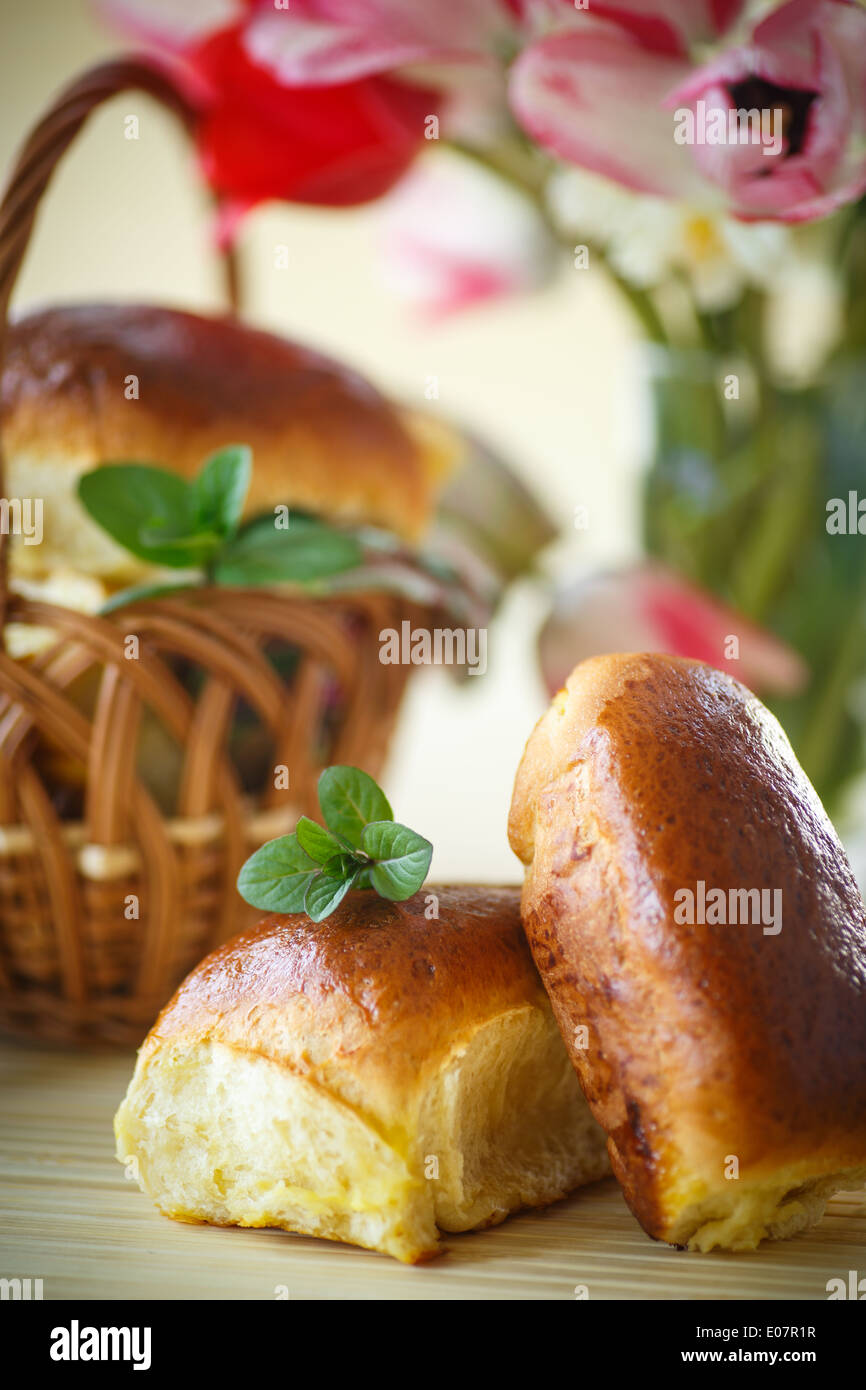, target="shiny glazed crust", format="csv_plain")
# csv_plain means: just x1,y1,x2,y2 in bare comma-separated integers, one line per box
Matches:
143,885,553,1120
115,886,610,1261
3,302,435,556
508,653,866,1250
